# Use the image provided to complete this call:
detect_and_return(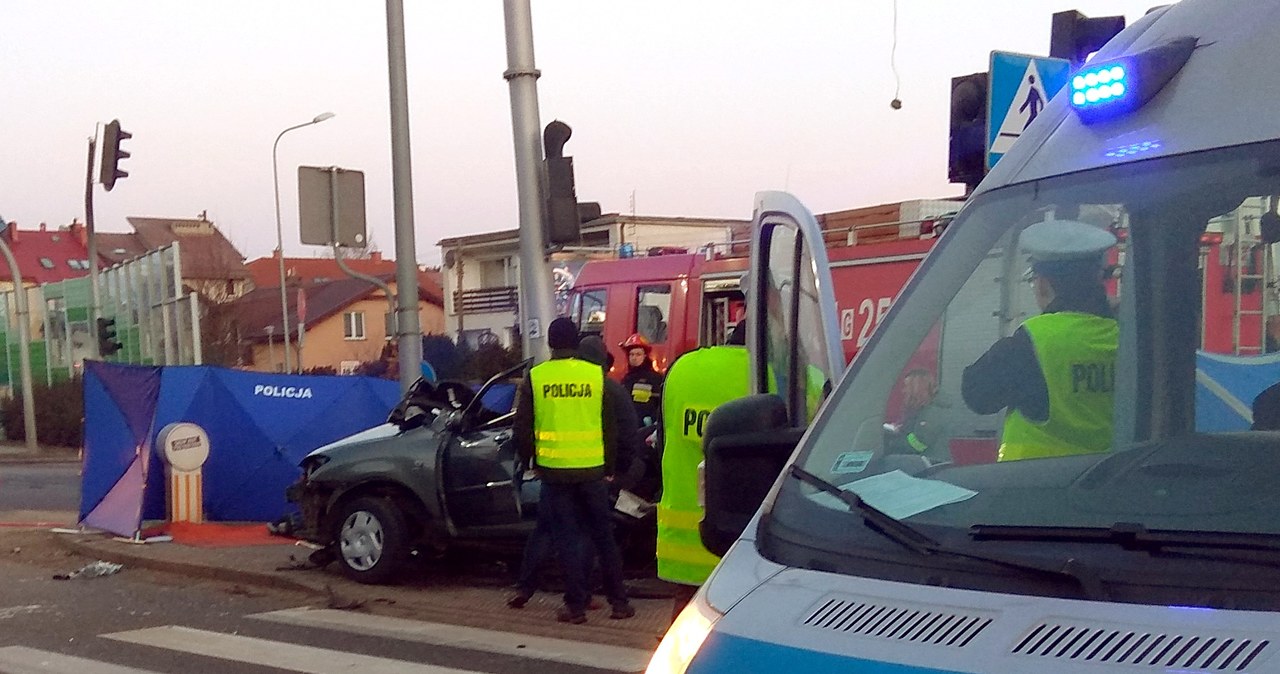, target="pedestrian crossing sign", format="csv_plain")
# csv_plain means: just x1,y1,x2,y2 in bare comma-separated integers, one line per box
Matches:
987,51,1072,170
